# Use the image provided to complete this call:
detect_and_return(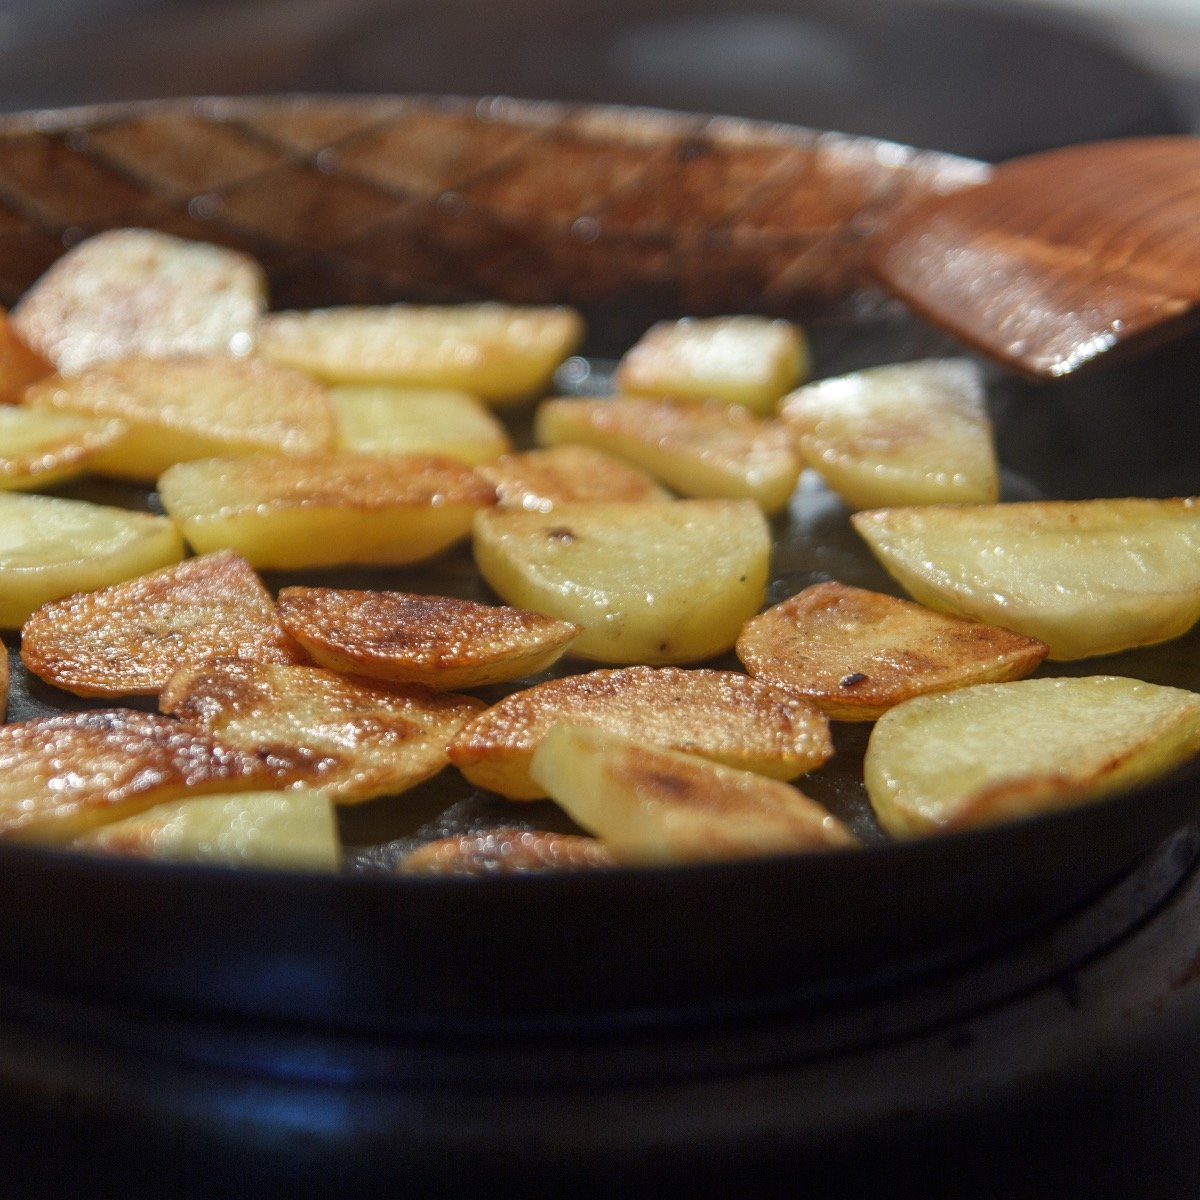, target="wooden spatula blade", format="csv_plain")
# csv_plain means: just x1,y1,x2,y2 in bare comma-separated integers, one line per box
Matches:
868,137,1200,378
